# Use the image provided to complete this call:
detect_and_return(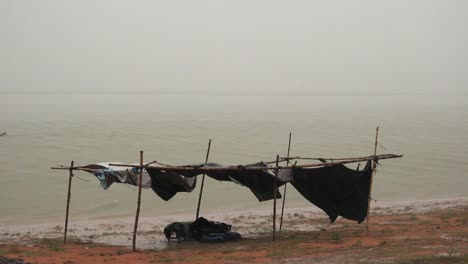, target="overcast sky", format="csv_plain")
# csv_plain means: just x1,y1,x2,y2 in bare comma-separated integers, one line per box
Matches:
1,1,467,95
